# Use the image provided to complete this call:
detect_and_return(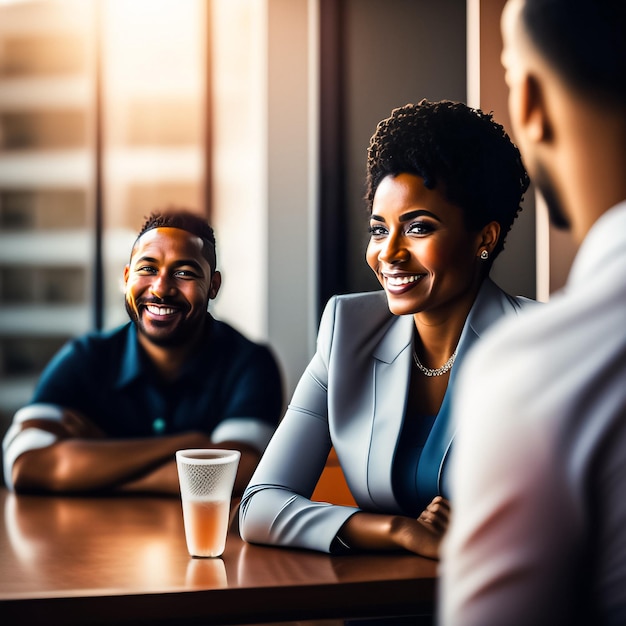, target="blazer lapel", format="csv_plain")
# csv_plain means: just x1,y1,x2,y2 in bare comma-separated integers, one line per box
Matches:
359,284,494,511
343,280,525,511
416,278,518,501
415,315,481,504
365,282,497,509
366,314,414,511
